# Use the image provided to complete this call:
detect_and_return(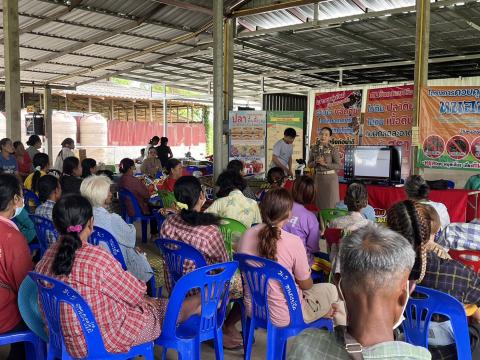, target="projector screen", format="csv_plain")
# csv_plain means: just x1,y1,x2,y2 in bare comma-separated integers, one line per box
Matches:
354,148,391,178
